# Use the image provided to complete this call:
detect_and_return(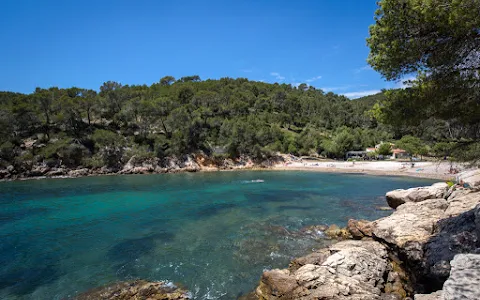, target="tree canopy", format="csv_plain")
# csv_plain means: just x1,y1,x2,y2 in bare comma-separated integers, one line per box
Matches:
367,0,480,161
0,77,398,171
